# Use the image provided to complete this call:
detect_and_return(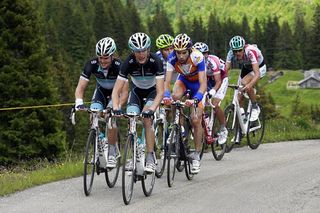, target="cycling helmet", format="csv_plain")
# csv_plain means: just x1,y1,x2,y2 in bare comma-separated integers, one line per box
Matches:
173,33,192,51
95,37,116,57
128,32,151,51
193,42,209,53
229,36,245,50
156,34,174,49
